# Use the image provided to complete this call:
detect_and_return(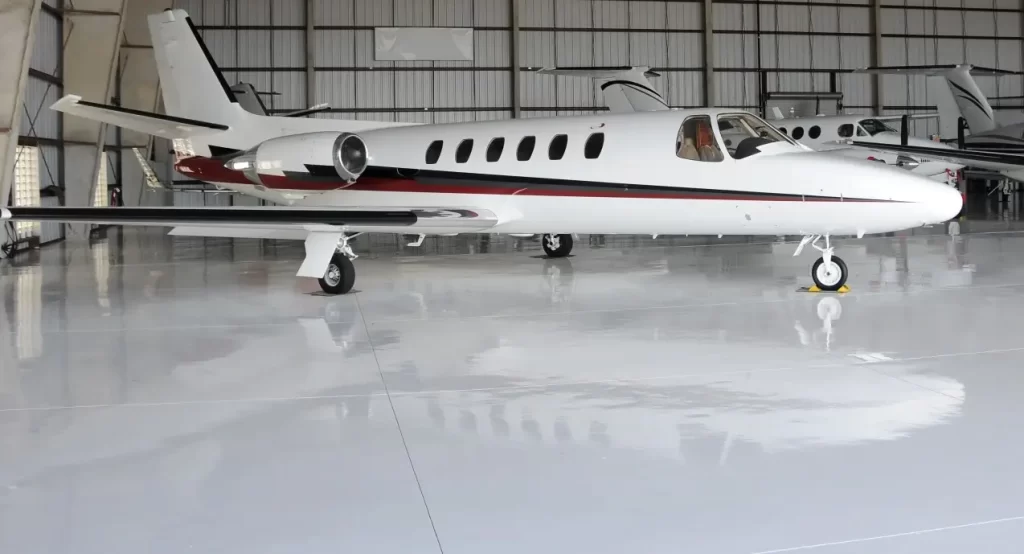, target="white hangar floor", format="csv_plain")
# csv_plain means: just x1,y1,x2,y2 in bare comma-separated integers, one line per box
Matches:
4,211,1024,553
